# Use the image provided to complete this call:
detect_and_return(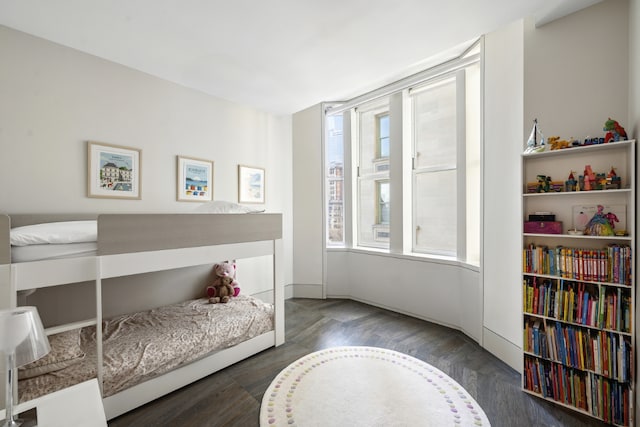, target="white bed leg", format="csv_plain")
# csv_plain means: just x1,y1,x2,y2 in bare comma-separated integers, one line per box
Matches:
273,238,284,346
95,258,103,395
